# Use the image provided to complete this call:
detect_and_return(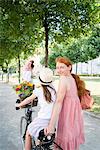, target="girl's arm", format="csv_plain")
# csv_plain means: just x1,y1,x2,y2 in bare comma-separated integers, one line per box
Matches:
15,94,36,108
45,76,69,134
